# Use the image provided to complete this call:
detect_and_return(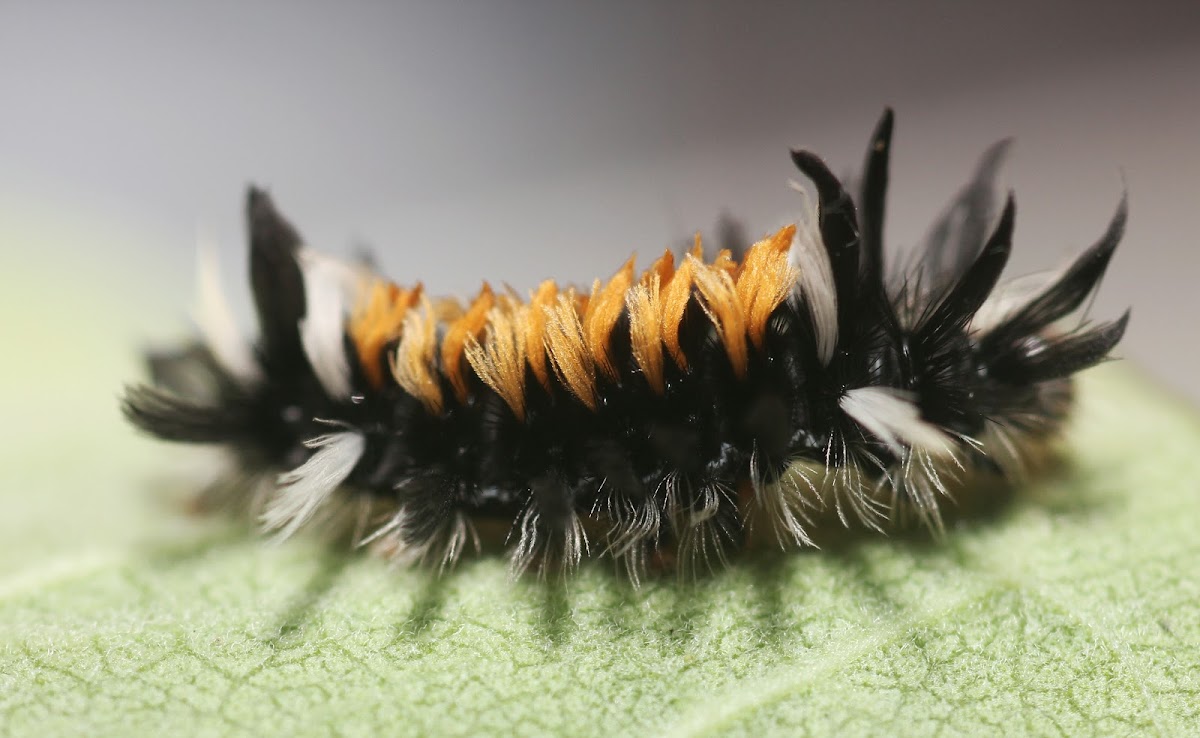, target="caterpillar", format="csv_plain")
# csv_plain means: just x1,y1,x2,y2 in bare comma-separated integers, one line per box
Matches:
122,109,1129,581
